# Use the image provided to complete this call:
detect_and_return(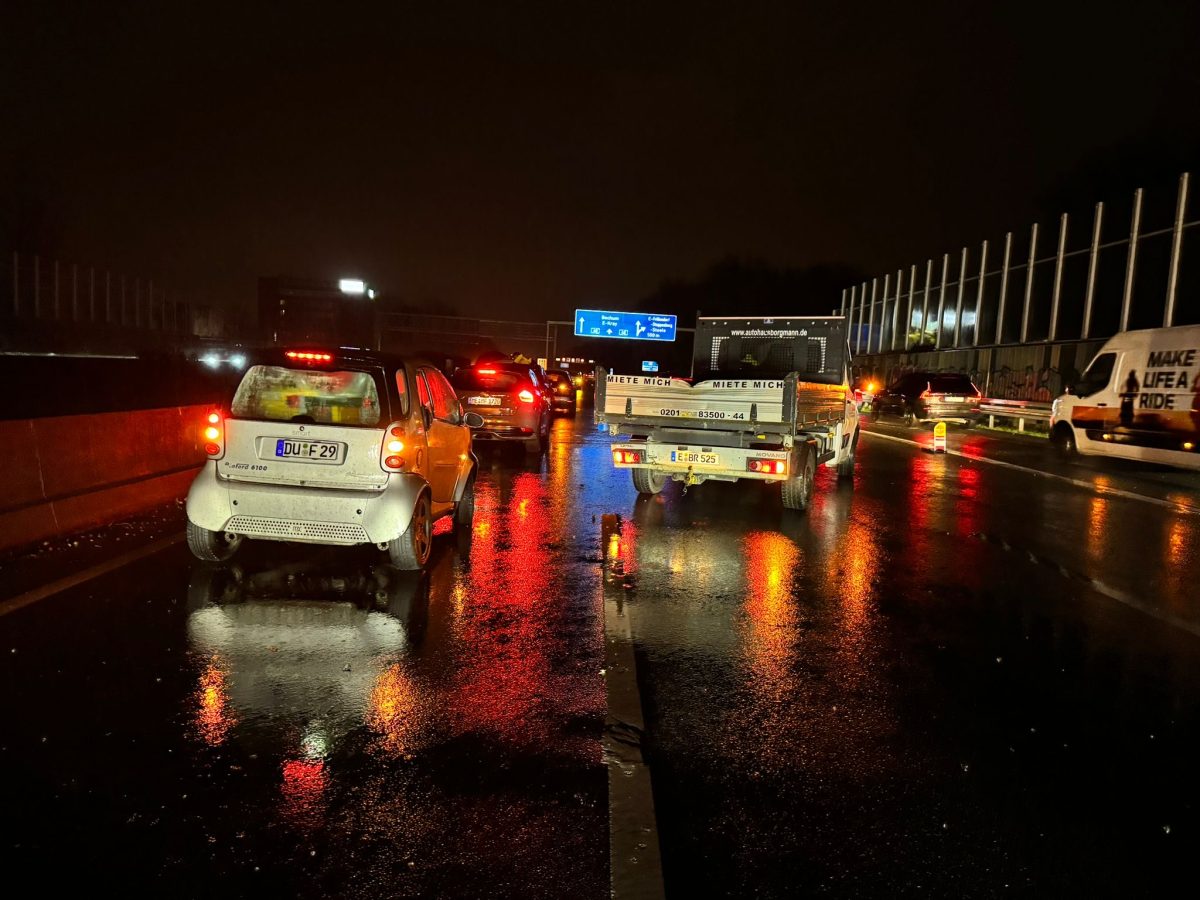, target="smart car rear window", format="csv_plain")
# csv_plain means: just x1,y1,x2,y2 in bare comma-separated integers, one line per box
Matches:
451,370,527,392
231,365,382,427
